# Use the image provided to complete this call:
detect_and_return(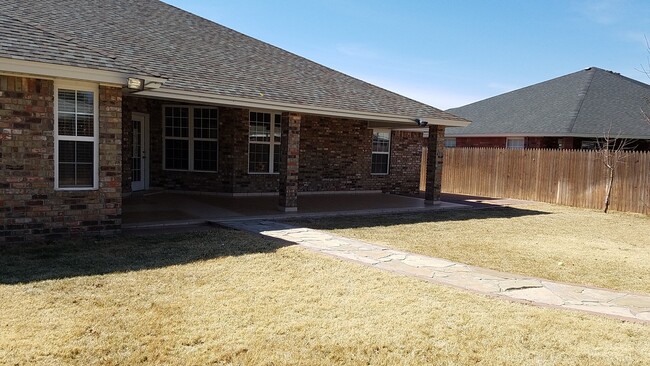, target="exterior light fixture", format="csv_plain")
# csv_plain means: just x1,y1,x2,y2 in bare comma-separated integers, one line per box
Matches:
127,77,144,90
414,118,428,127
